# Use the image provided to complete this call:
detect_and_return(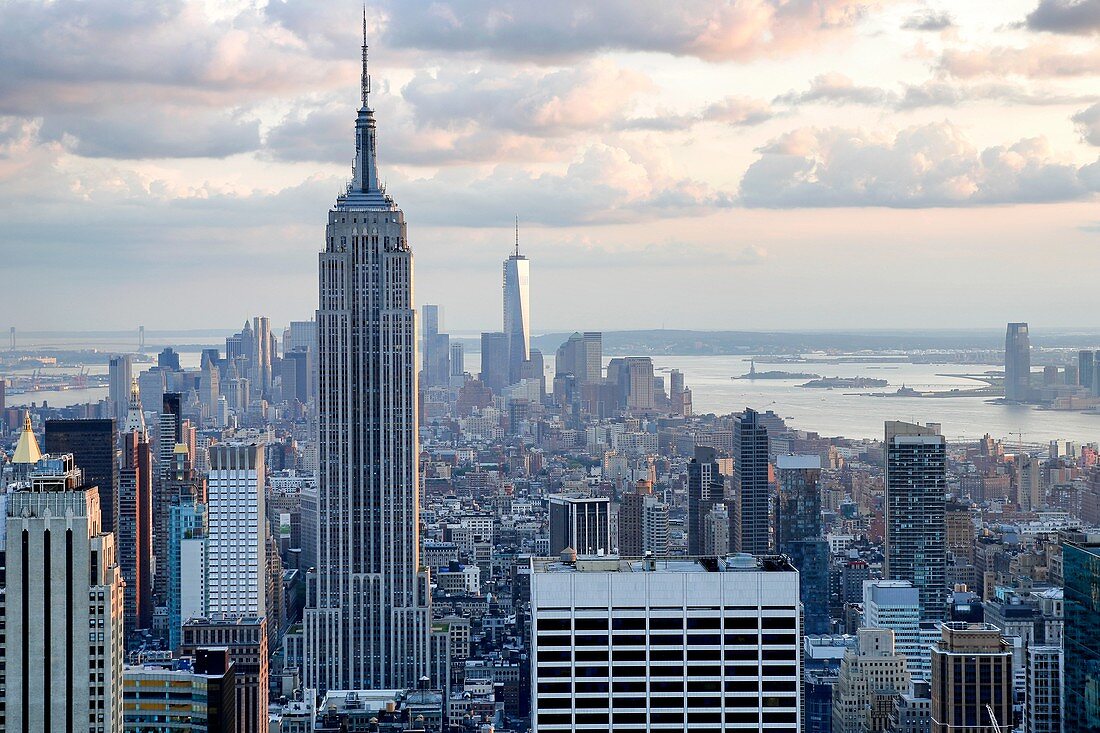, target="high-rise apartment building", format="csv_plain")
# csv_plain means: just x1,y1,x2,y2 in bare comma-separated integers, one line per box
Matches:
122,648,236,733
776,454,829,634
1025,645,1062,733
734,408,771,555
548,494,611,556
831,628,911,733
206,443,266,617
1063,530,1100,733
2,454,125,733
885,420,947,619
1005,322,1031,401
109,354,133,422
687,445,724,556
529,554,801,732
303,22,430,692
167,500,206,652
930,623,1013,733
503,235,531,386
45,418,120,535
